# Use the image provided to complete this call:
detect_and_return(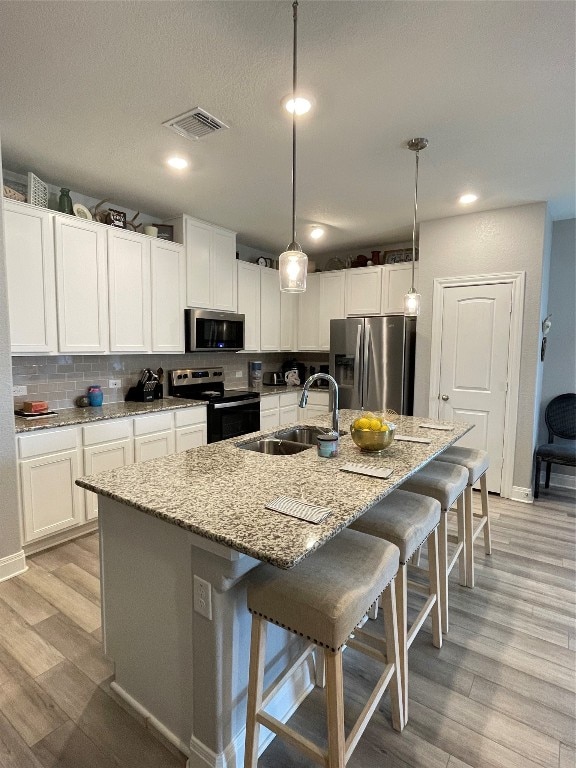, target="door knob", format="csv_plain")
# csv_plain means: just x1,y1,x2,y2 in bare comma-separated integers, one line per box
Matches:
441,394,450,401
